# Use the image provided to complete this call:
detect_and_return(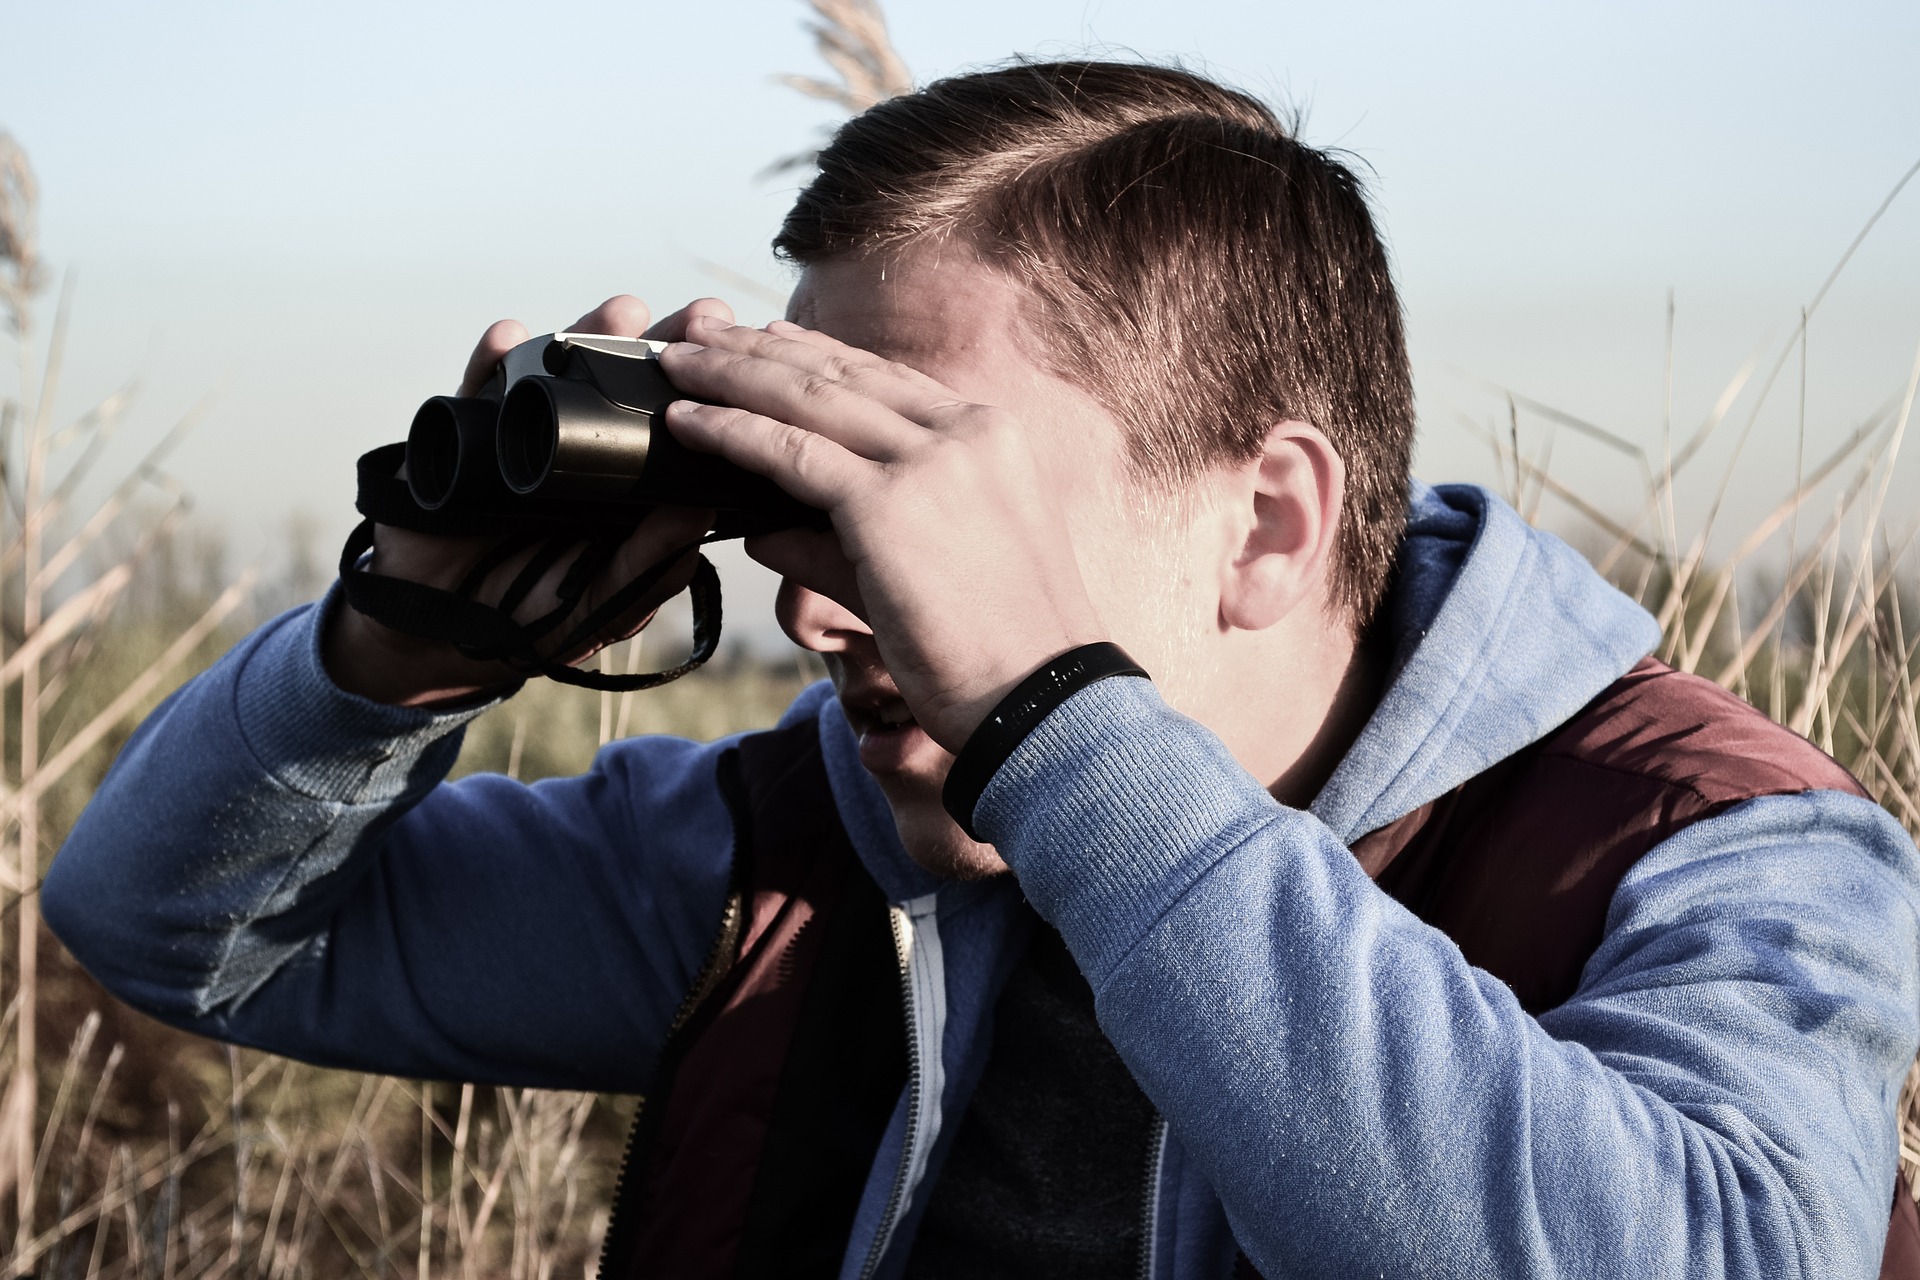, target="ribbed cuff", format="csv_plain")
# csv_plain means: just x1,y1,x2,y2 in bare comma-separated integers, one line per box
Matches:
232,585,502,803
973,676,1281,986
942,643,1148,841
